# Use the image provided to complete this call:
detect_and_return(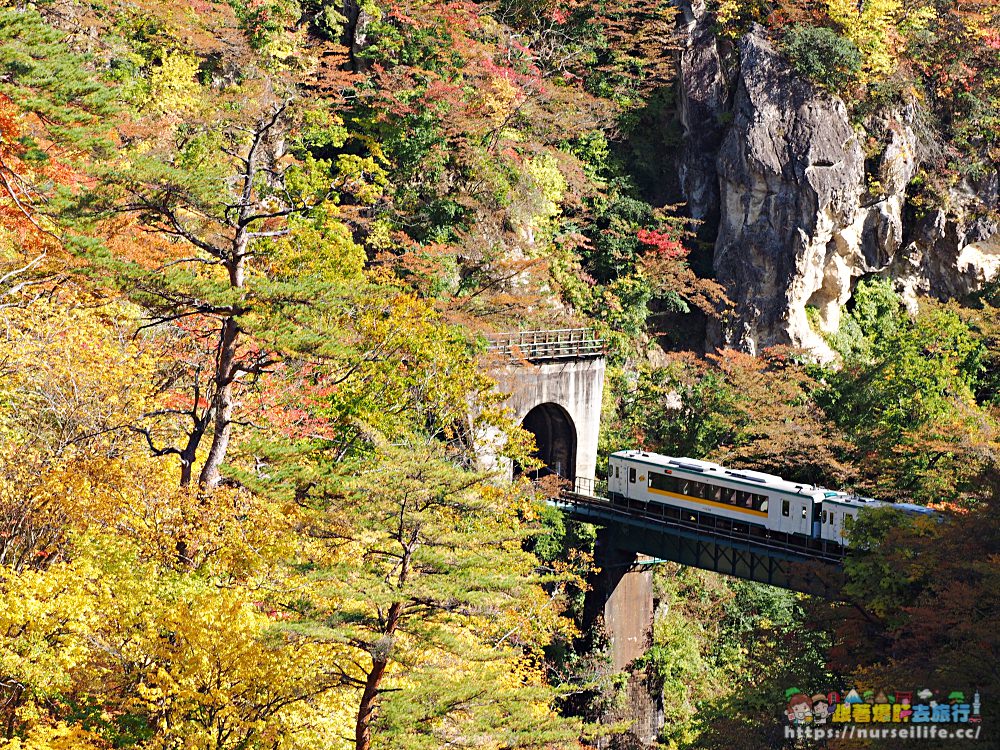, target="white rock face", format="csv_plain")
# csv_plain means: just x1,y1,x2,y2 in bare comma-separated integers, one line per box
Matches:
674,22,999,358
714,31,871,359
891,174,1000,310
